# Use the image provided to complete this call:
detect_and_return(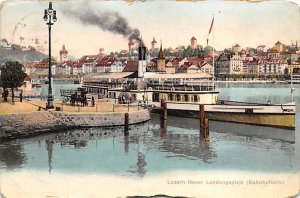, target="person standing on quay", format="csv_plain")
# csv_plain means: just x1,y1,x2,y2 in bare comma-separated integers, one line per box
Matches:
91,96,95,107
19,91,23,102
